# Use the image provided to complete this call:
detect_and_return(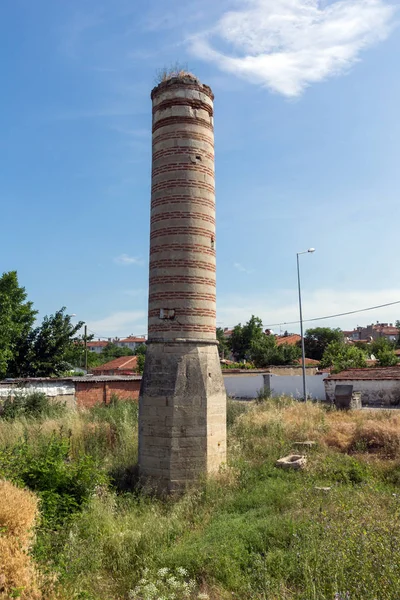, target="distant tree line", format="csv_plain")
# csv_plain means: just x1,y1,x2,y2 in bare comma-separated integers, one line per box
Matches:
217,317,400,372
0,271,146,378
